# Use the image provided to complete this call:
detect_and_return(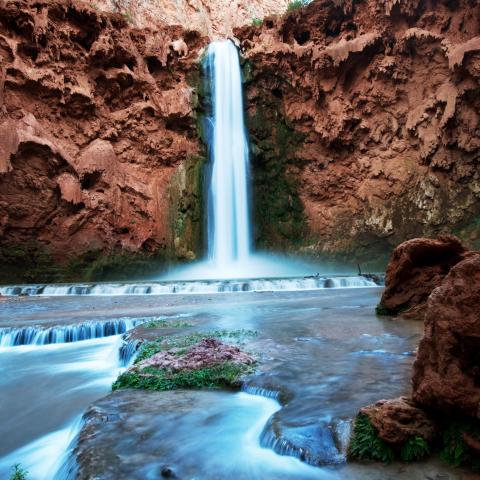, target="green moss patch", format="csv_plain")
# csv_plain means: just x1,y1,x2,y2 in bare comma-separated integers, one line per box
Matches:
350,414,480,470
441,420,480,471
248,105,307,250
9,464,28,480
348,414,395,463
143,319,194,329
0,242,168,284
375,304,396,316
400,436,430,462
113,330,257,392
112,362,253,391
